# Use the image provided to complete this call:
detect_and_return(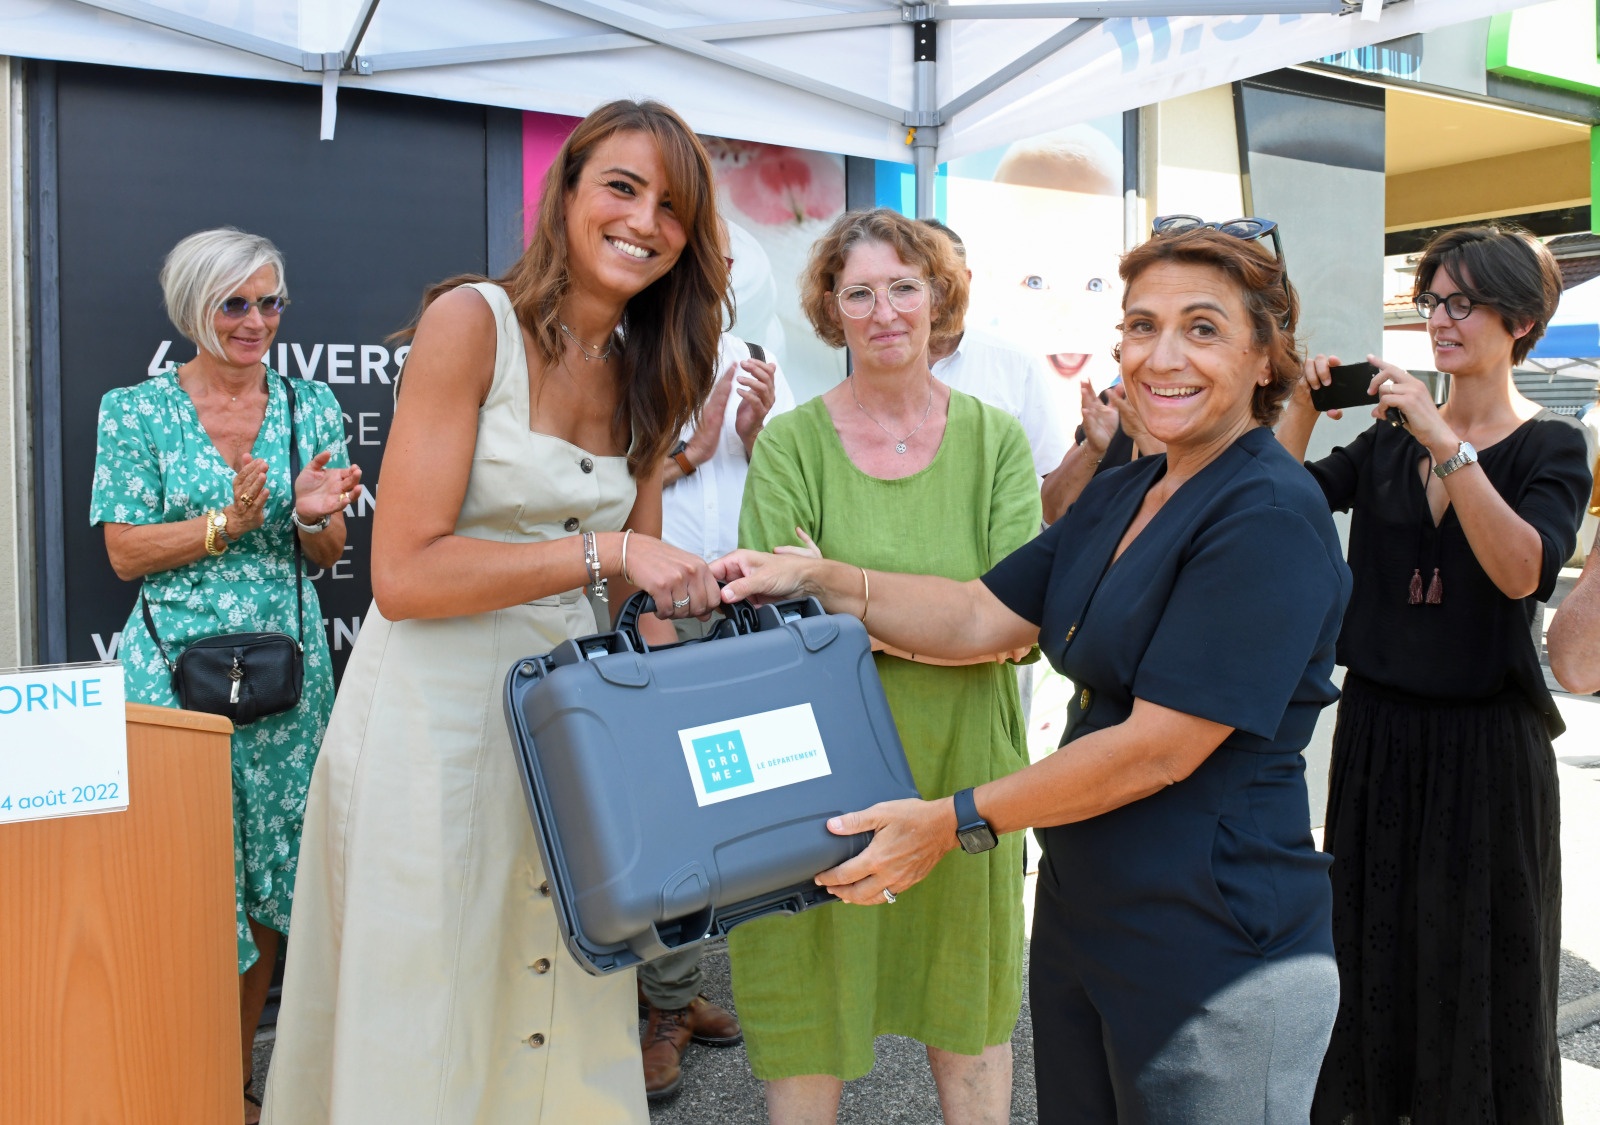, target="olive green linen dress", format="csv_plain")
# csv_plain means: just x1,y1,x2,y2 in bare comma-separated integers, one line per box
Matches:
730,390,1042,1080
90,368,350,972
